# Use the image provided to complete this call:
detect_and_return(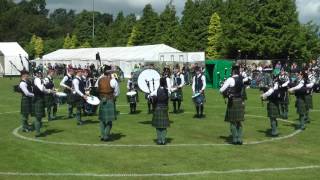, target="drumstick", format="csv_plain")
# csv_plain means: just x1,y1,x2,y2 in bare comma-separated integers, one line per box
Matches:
145,80,151,93
152,78,155,91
